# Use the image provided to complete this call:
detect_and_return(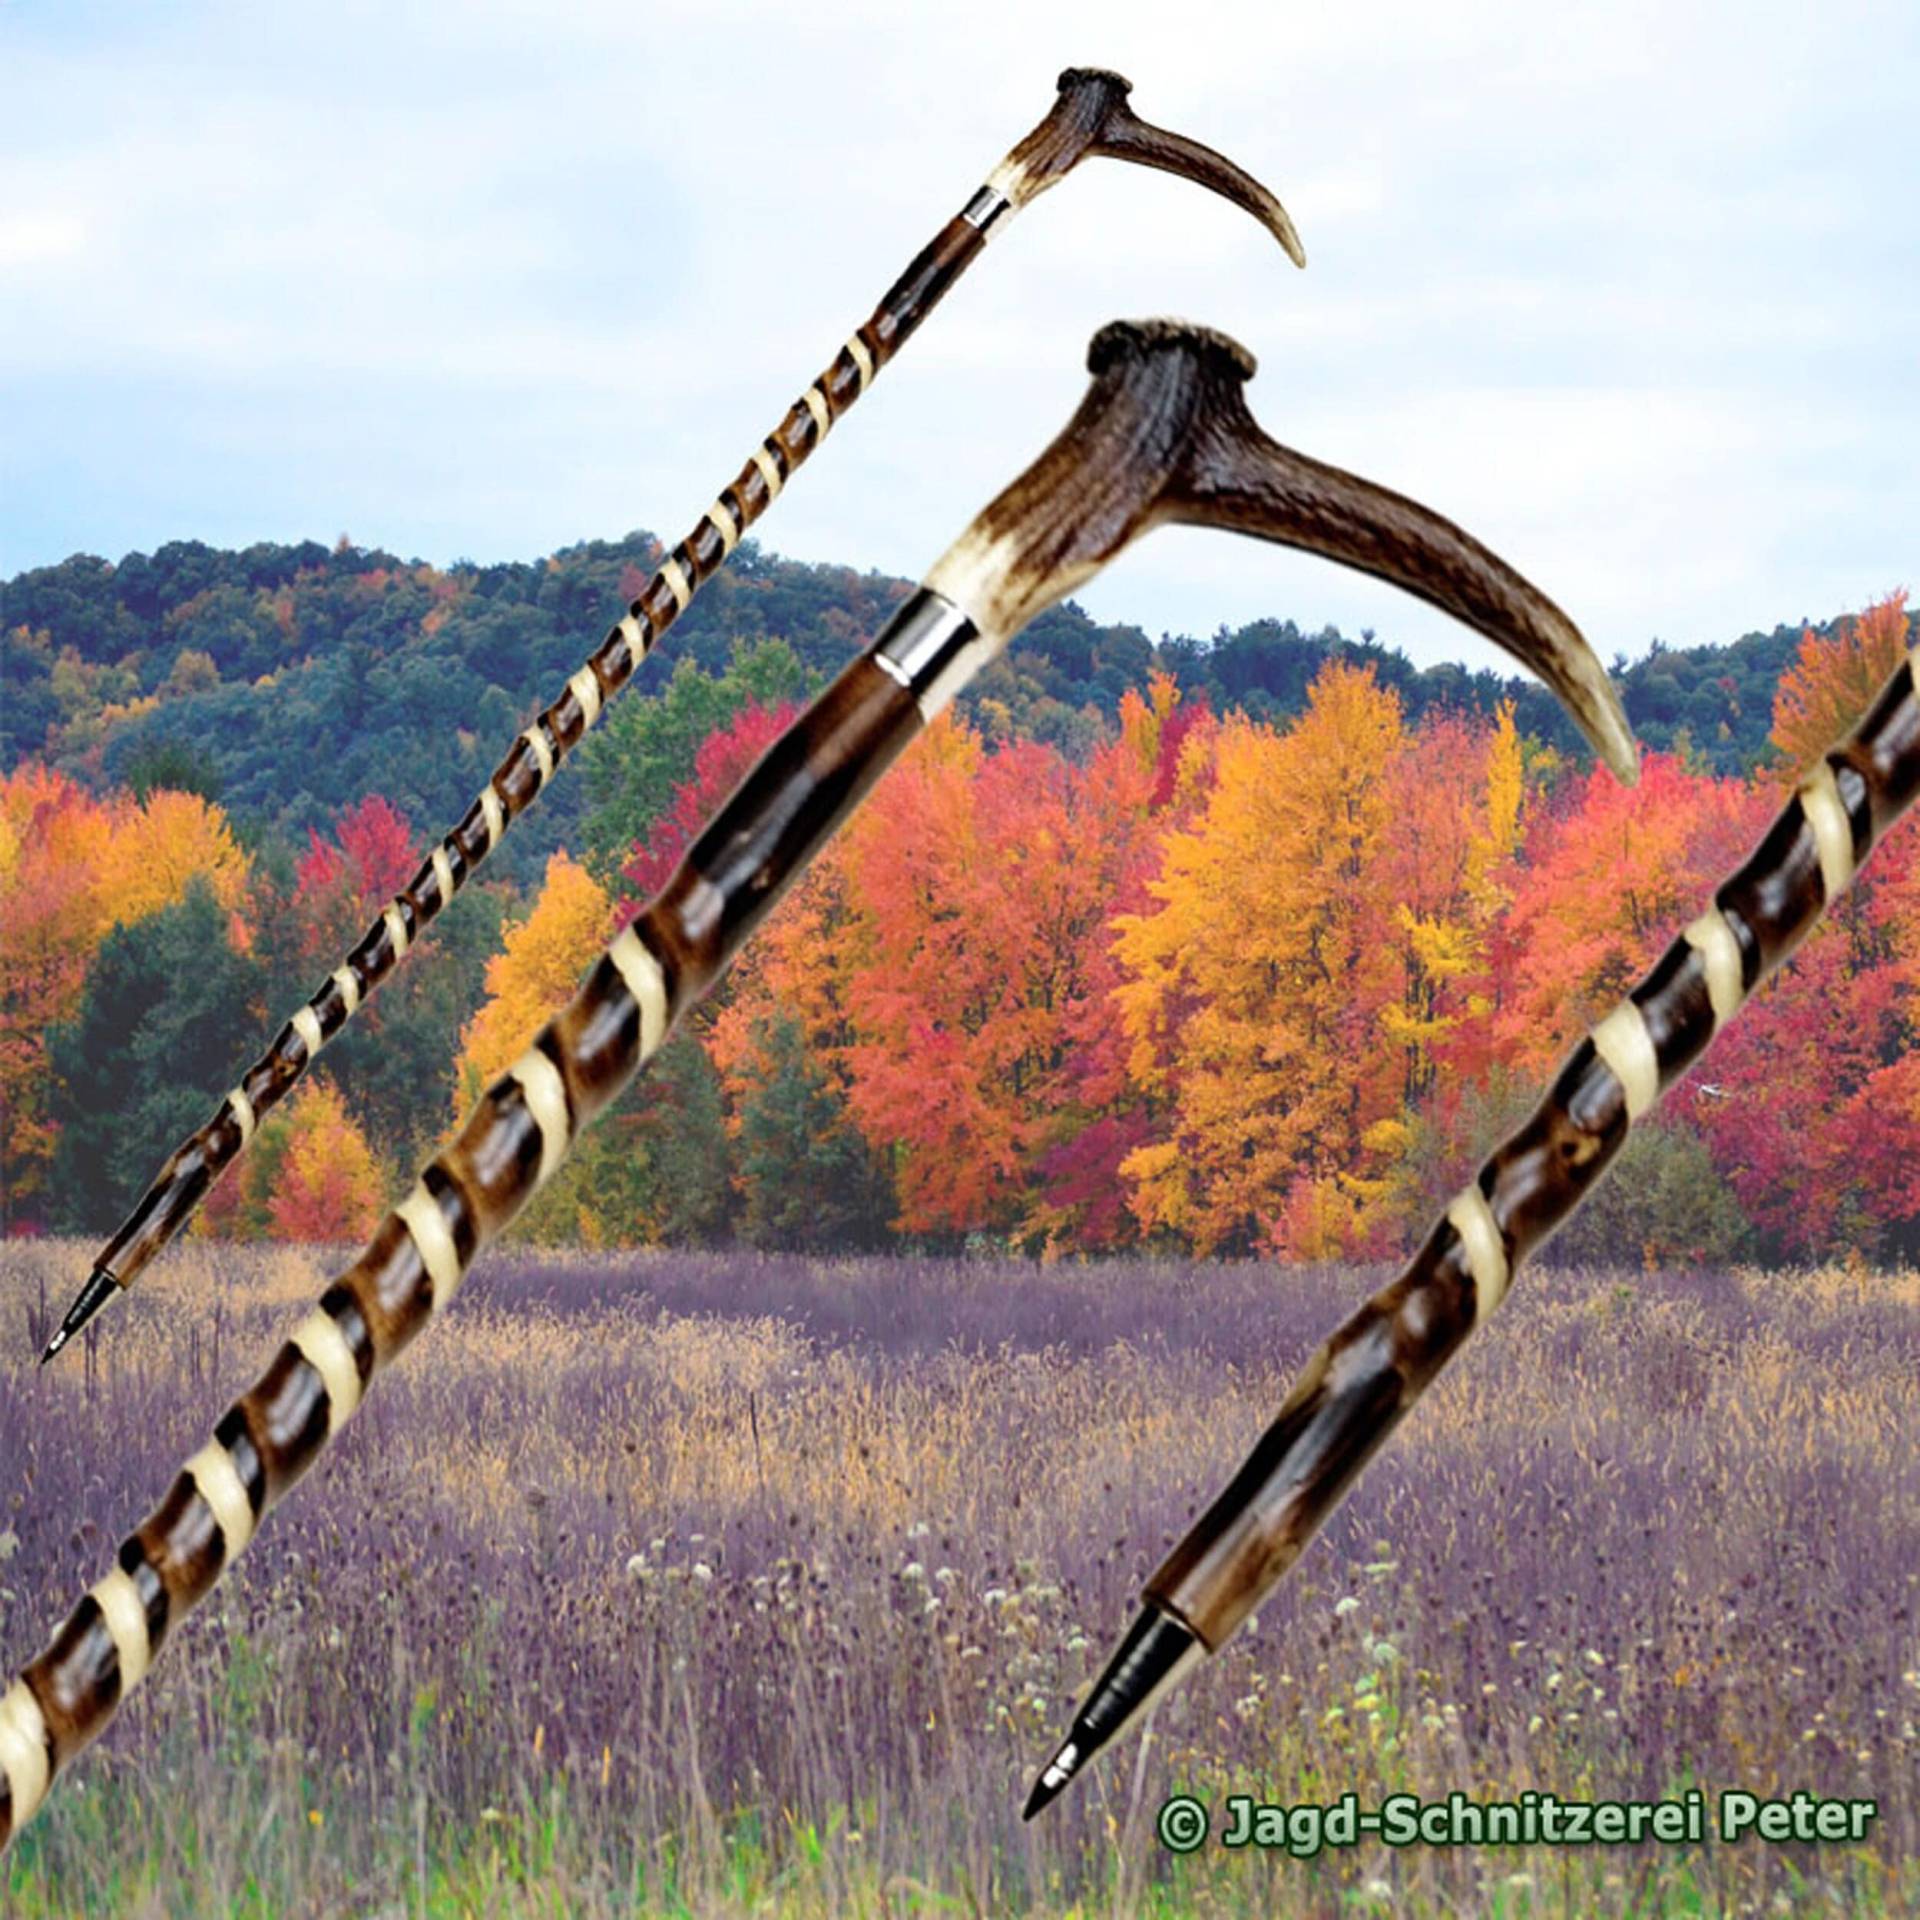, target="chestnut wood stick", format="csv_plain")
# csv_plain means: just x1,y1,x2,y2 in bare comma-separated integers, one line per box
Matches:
1025,633,1918,1816
3,318,1634,1850
46,67,1309,1360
